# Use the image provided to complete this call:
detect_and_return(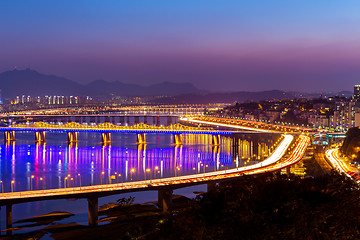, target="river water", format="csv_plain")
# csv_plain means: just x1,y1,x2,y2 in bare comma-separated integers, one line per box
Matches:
0,117,278,235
